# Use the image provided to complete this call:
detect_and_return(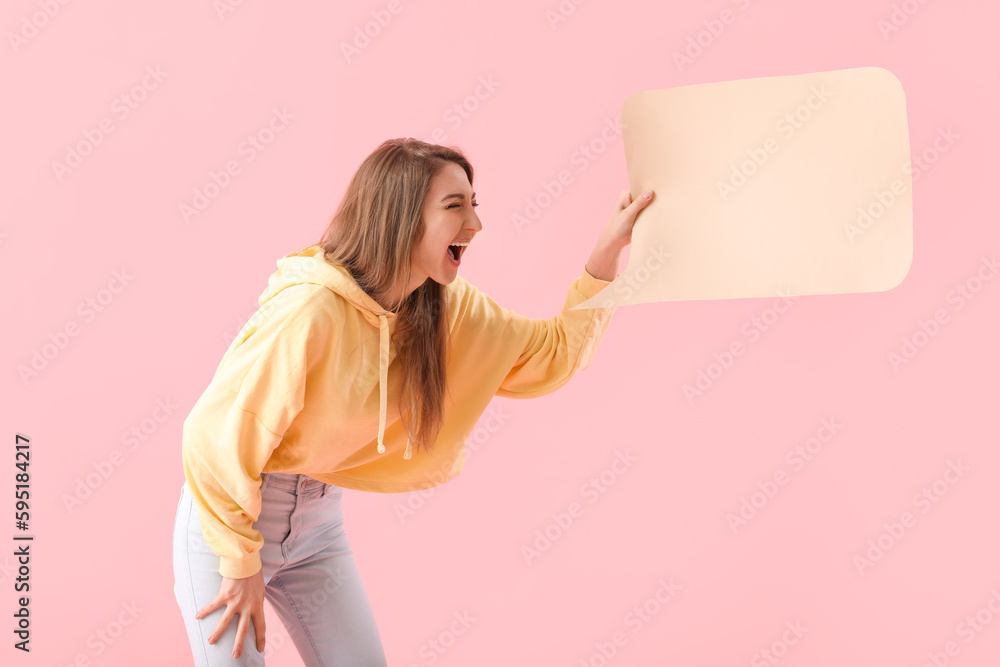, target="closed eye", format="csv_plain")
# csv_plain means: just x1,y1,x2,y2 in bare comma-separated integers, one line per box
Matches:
448,203,478,209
